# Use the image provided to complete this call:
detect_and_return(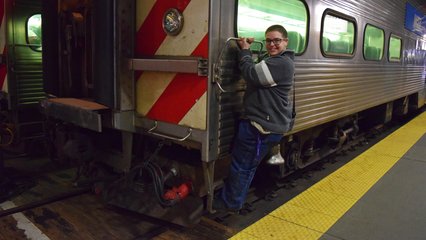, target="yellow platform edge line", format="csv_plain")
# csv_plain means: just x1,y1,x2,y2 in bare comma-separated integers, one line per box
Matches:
230,111,426,240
